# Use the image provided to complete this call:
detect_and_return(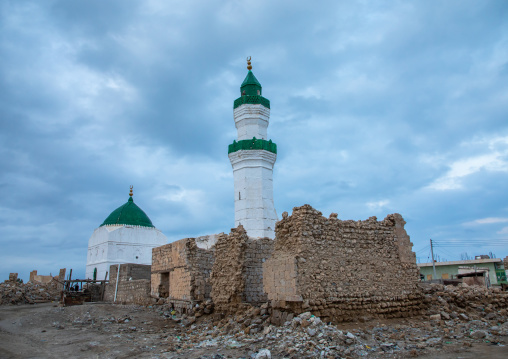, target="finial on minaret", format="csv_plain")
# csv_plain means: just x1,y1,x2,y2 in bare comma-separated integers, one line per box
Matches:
129,185,133,197
247,56,252,71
